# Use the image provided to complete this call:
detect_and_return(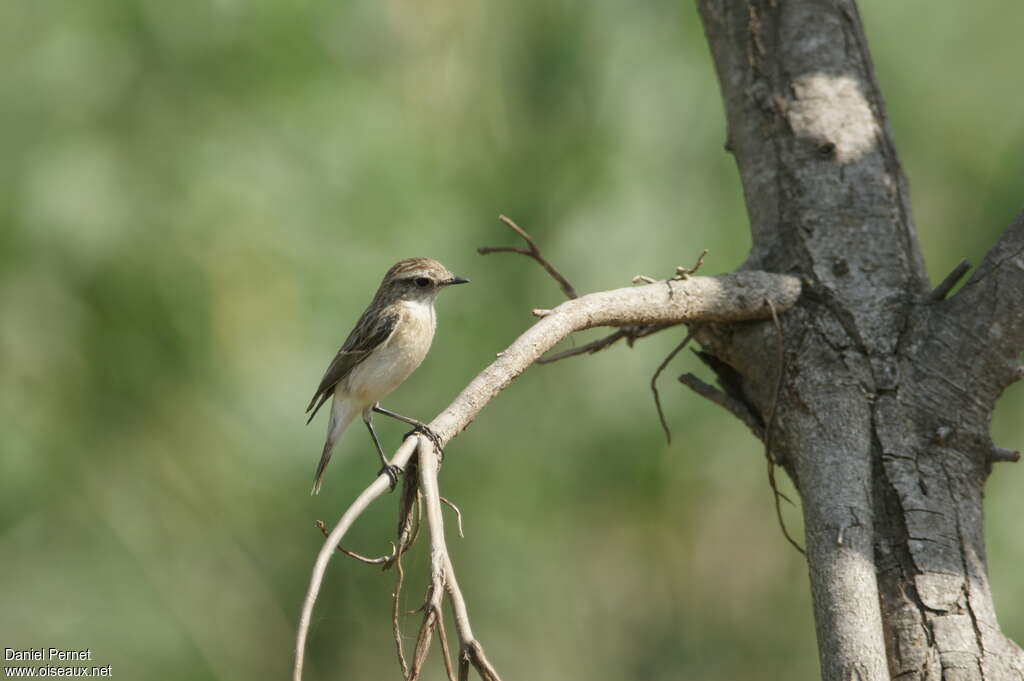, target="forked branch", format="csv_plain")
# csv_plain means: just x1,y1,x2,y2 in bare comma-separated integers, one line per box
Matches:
478,216,579,300
414,435,501,681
